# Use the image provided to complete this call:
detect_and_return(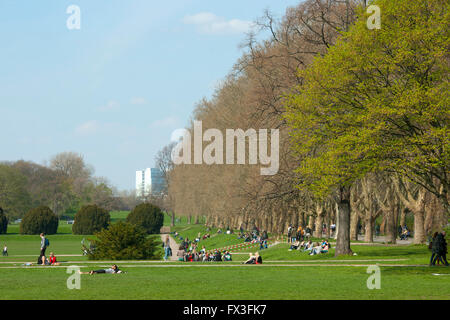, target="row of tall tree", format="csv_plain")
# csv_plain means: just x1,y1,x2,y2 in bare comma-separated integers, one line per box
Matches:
155,0,449,255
